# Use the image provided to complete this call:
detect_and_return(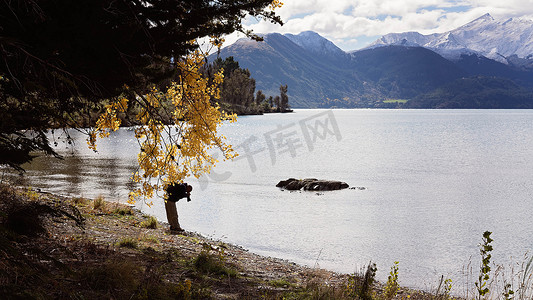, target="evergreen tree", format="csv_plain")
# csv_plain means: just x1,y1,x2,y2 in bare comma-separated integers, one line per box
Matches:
274,95,281,111
222,69,256,109
0,0,282,170
214,57,241,79
210,57,257,114
256,90,266,105
280,84,289,112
